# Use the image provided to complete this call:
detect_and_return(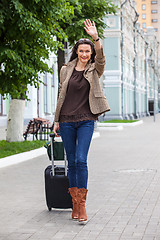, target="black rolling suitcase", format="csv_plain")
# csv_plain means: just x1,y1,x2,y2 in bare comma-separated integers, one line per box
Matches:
44,133,72,211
